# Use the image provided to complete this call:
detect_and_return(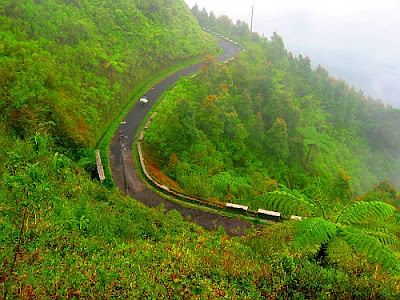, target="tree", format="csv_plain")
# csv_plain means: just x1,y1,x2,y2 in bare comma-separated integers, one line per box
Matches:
196,95,224,143
297,127,335,168
262,91,301,136
329,168,354,203
233,20,250,38
266,32,287,64
190,3,199,17
232,85,252,120
208,11,217,28
257,191,400,274
264,117,289,161
246,113,265,154
100,52,128,82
